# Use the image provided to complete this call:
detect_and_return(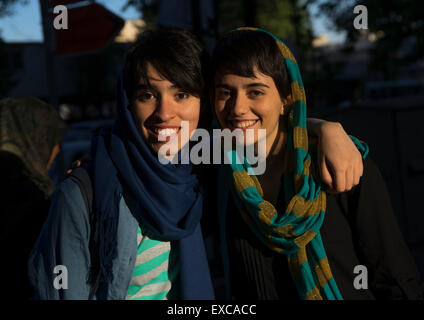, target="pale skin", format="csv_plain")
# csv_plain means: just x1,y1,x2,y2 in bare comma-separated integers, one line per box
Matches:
68,64,363,193
214,67,363,195
308,119,362,193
